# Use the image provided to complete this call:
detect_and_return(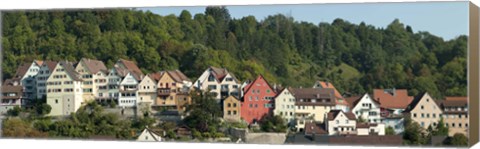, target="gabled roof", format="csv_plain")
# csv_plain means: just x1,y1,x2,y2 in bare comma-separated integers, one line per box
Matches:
116,59,144,80
404,92,429,113
43,60,58,72
14,63,31,78
345,95,362,109
139,127,163,141
373,89,413,109
274,87,290,98
148,72,163,82
34,60,44,66
3,78,21,86
80,58,107,74
225,95,241,102
209,66,228,81
290,88,336,106
314,81,343,98
327,109,356,121
168,70,190,82
442,97,468,107
242,75,275,94
58,61,82,81
345,94,380,109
